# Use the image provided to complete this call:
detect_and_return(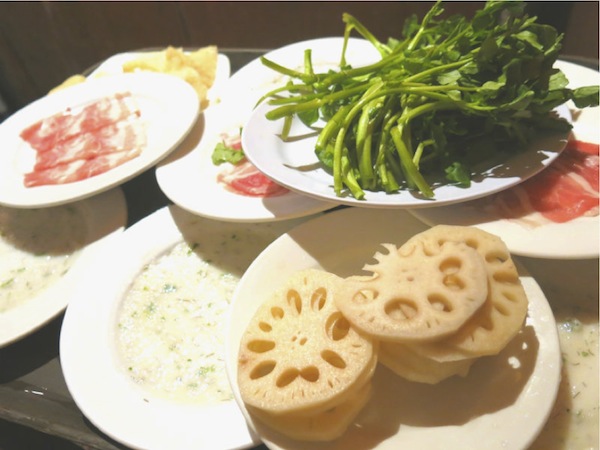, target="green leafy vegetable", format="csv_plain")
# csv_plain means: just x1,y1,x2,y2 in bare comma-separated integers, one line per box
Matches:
211,141,245,165
257,0,600,200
